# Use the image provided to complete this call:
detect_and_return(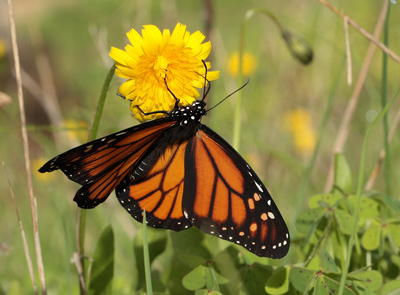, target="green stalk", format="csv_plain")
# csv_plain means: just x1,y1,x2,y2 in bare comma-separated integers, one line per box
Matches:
232,9,285,151
381,3,391,195
232,8,312,151
77,64,115,293
142,211,153,295
287,59,344,244
337,90,398,295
